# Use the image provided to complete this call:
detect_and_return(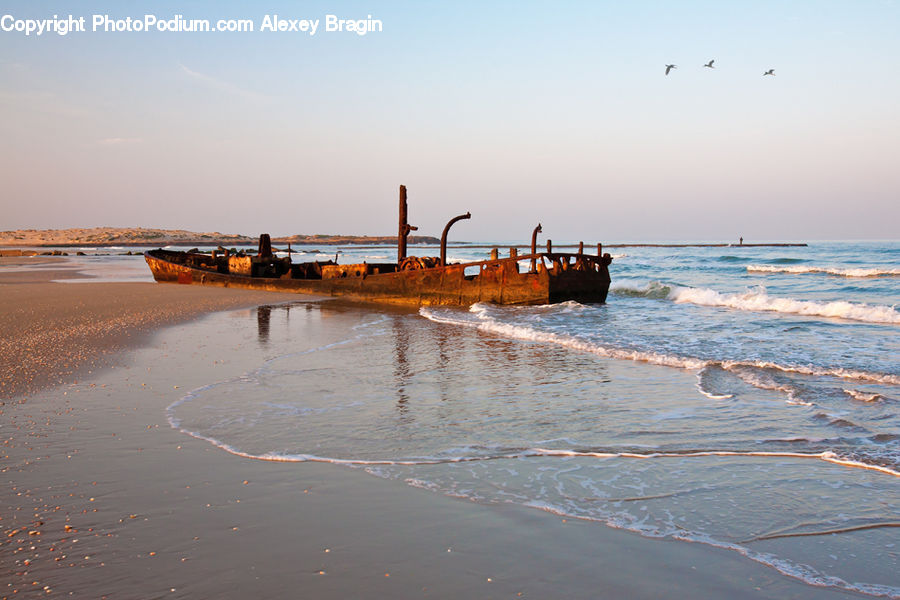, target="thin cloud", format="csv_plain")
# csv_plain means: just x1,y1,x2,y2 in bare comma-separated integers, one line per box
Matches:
177,62,270,102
